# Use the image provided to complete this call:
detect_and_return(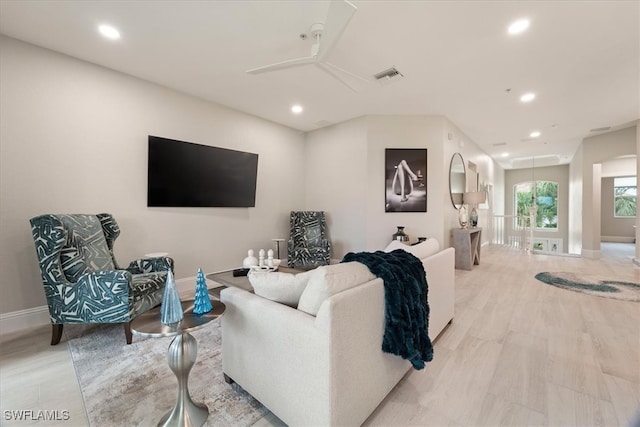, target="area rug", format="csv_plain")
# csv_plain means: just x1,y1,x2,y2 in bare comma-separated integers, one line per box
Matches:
534,272,640,302
66,321,268,426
